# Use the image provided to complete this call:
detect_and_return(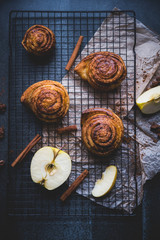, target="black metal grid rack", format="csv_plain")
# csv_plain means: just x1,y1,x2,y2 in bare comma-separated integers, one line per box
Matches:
8,11,137,217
